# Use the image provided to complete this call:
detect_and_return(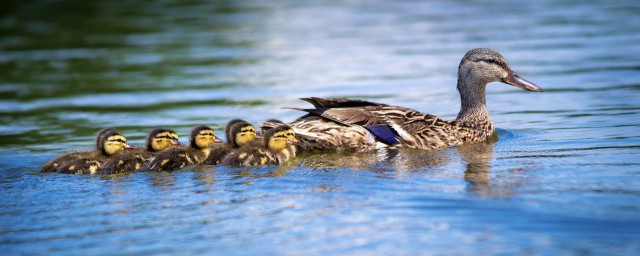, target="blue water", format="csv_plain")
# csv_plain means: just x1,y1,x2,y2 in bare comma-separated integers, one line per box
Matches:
2,0,640,255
